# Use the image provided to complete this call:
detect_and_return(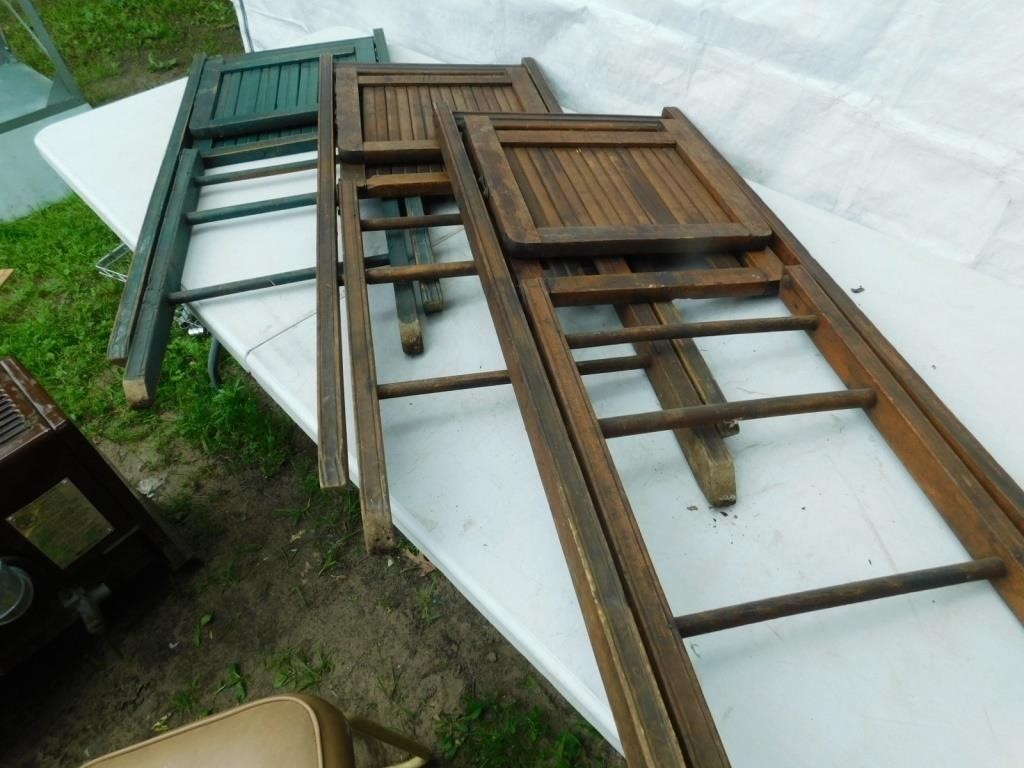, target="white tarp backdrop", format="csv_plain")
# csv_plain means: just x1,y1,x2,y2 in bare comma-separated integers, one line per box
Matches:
231,0,1024,287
